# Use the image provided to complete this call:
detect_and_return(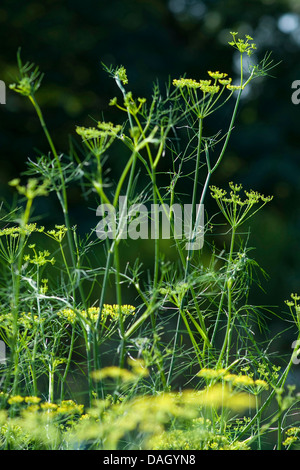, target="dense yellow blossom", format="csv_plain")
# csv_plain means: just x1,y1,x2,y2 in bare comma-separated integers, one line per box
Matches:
57,304,135,325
